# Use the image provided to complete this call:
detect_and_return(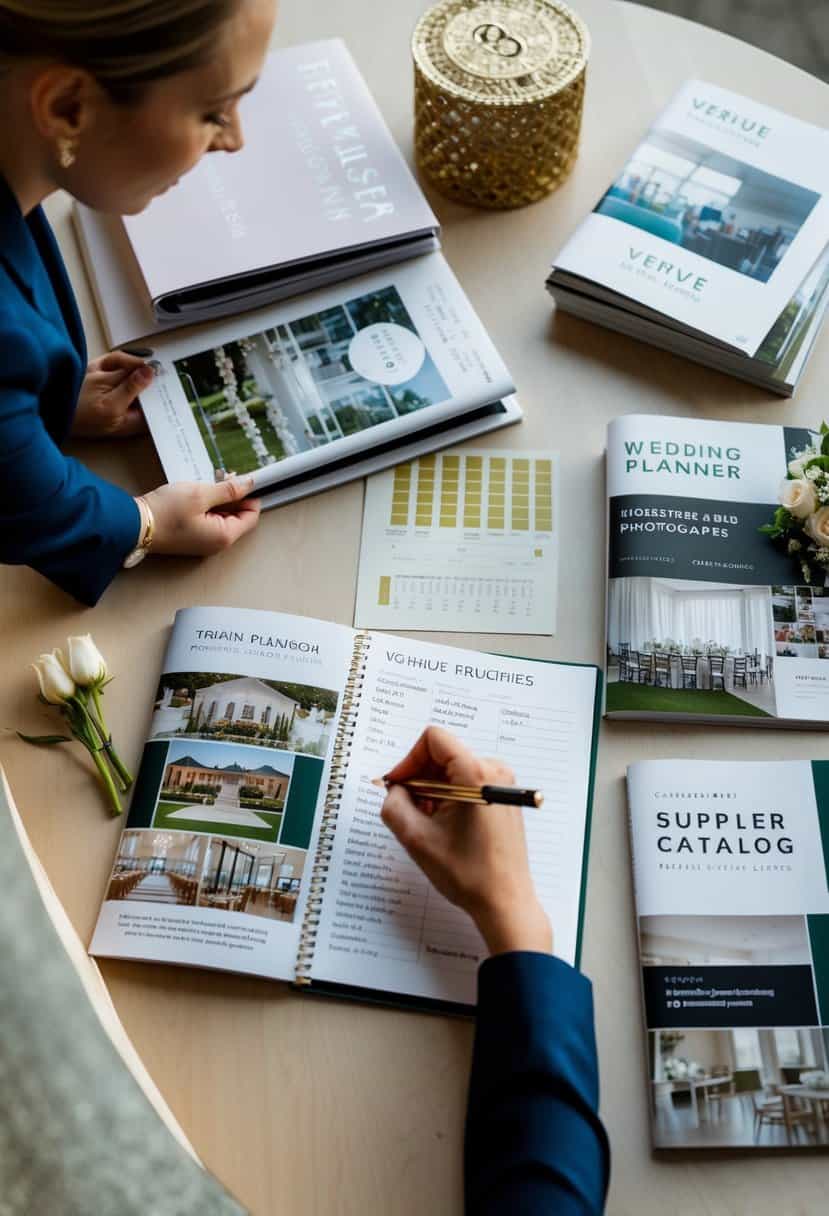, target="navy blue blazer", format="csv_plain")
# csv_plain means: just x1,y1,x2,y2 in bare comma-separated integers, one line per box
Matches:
466,953,610,1214
0,176,139,605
